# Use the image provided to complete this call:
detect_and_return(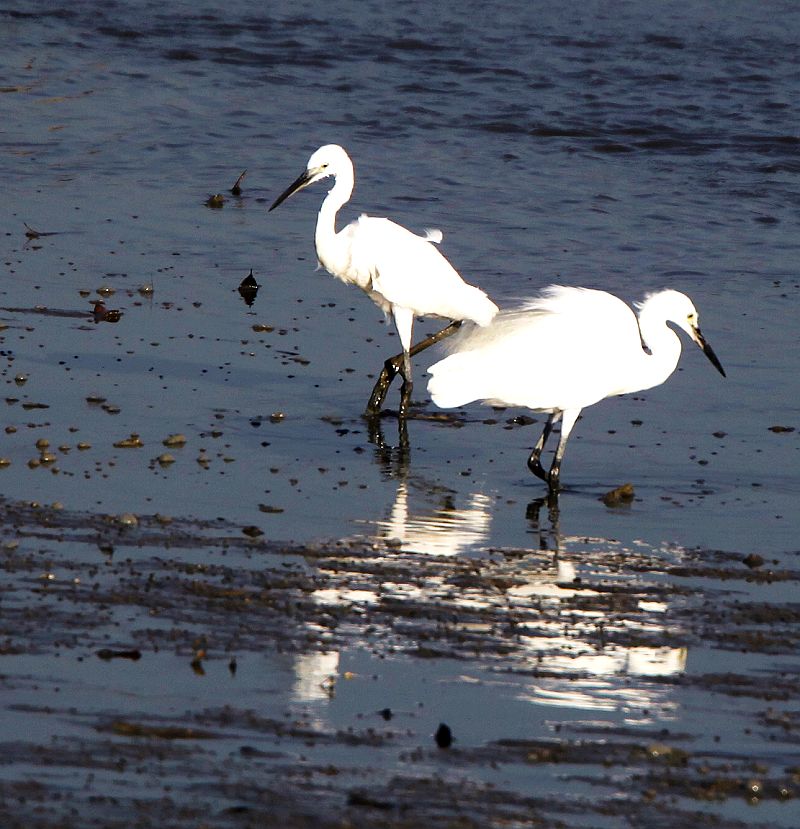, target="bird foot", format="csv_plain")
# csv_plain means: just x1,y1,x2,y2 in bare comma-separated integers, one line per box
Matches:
365,356,404,415
527,455,549,482
546,469,561,493
398,379,413,420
